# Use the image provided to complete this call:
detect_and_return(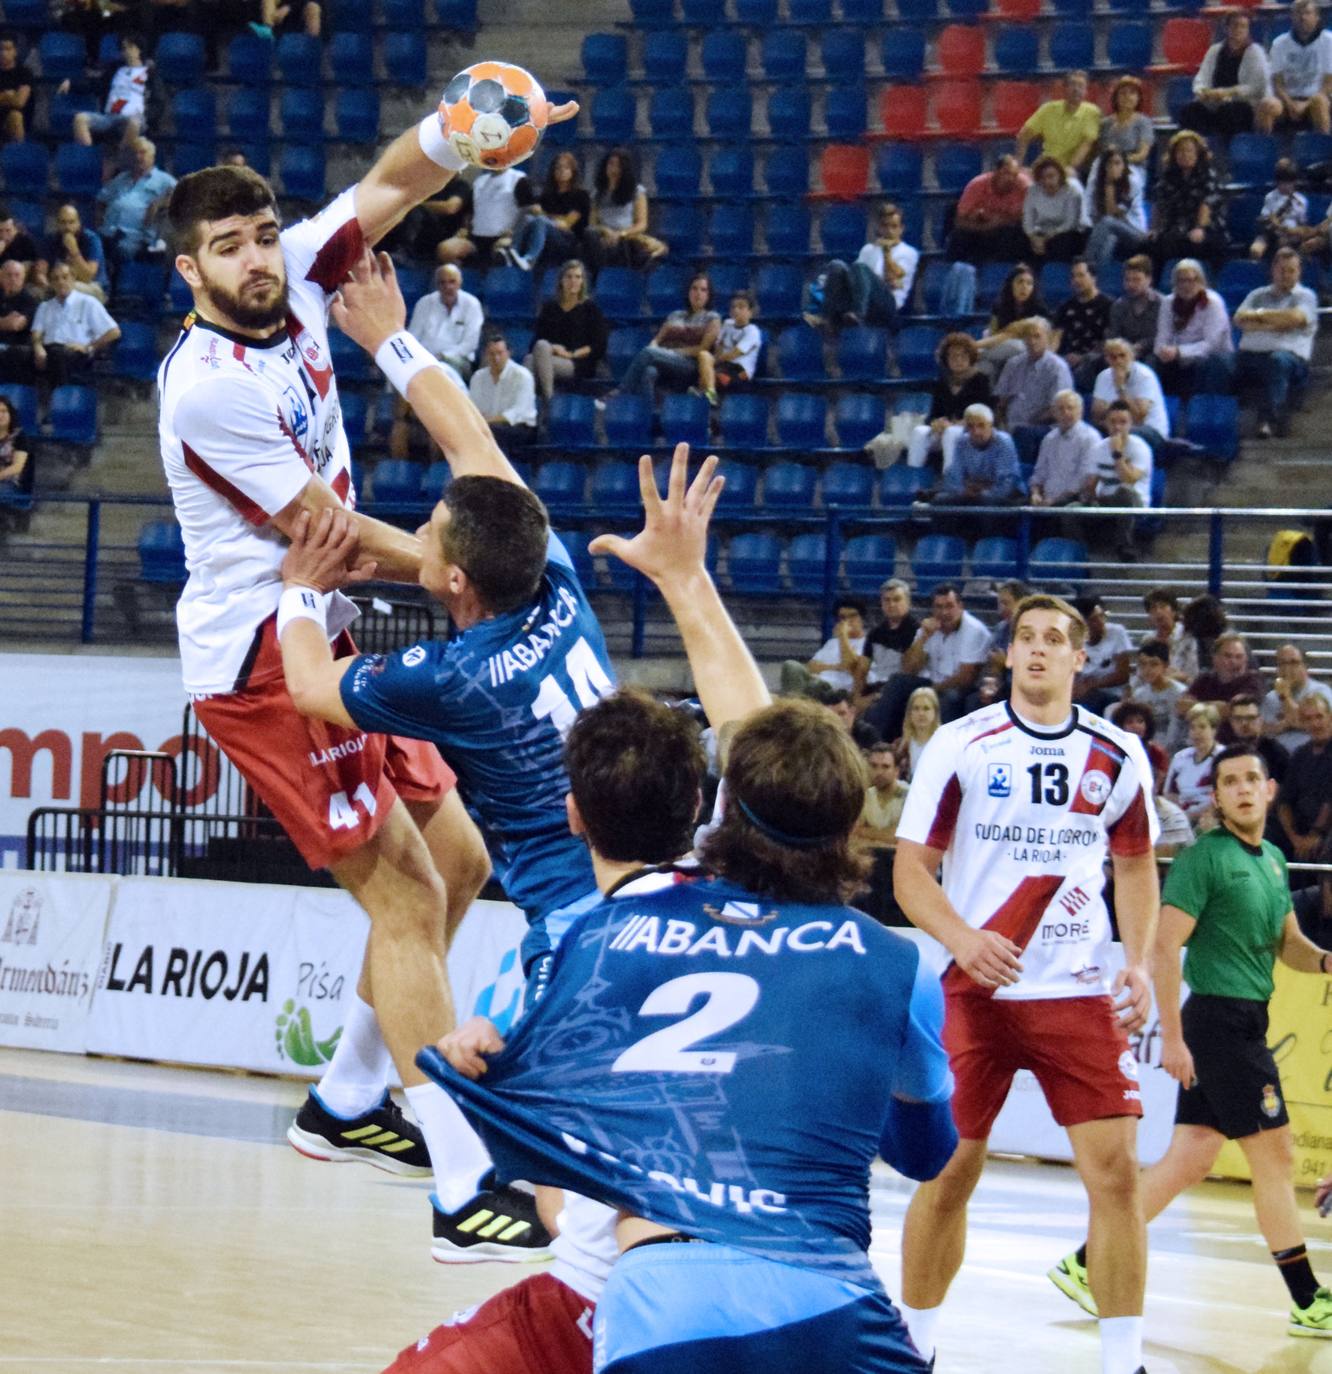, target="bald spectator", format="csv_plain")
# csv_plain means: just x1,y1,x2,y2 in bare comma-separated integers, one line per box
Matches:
0,31,33,144
31,263,121,389
1106,256,1163,362
1184,633,1267,722
995,318,1072,429
945,155,1031,263
1278,695,1332,865
1016,70,1103,176
96,138,176,264
1030,390,1099,506
0,259,37,382
1179,10,1274,139
33,204,108,301
1264,0,1332,135
406,263,483,380
1263,644,1332,751
1234,247,1317,438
